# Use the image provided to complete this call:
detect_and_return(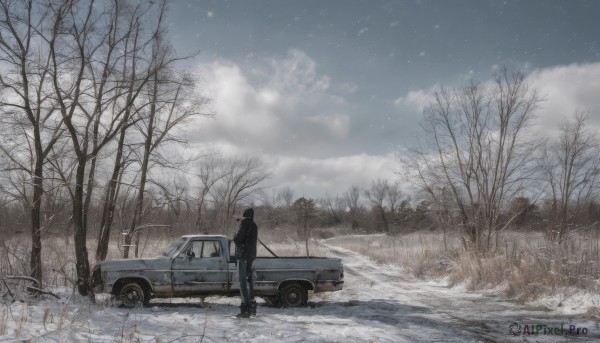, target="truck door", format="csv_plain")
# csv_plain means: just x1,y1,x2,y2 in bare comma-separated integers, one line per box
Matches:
171,239,229,296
